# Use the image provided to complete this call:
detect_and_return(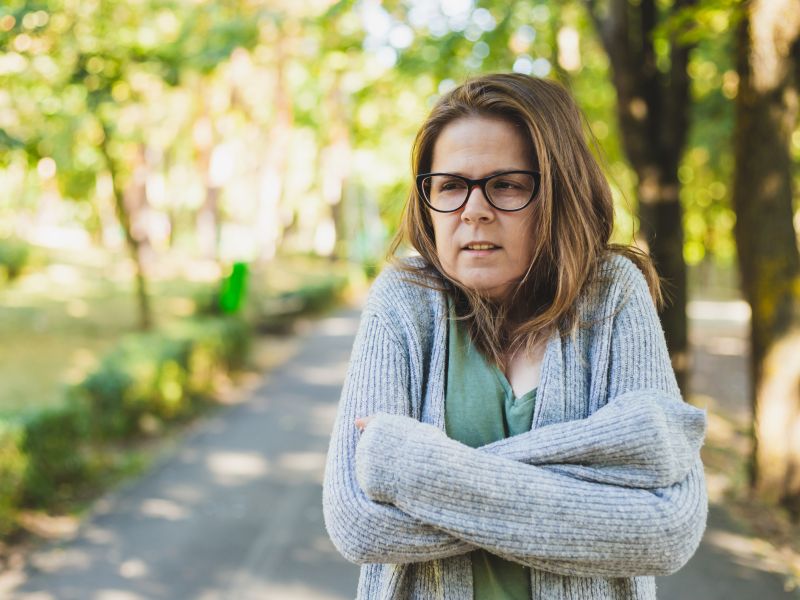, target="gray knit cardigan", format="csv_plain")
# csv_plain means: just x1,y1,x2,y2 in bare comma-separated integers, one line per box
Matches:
322,254,708,599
